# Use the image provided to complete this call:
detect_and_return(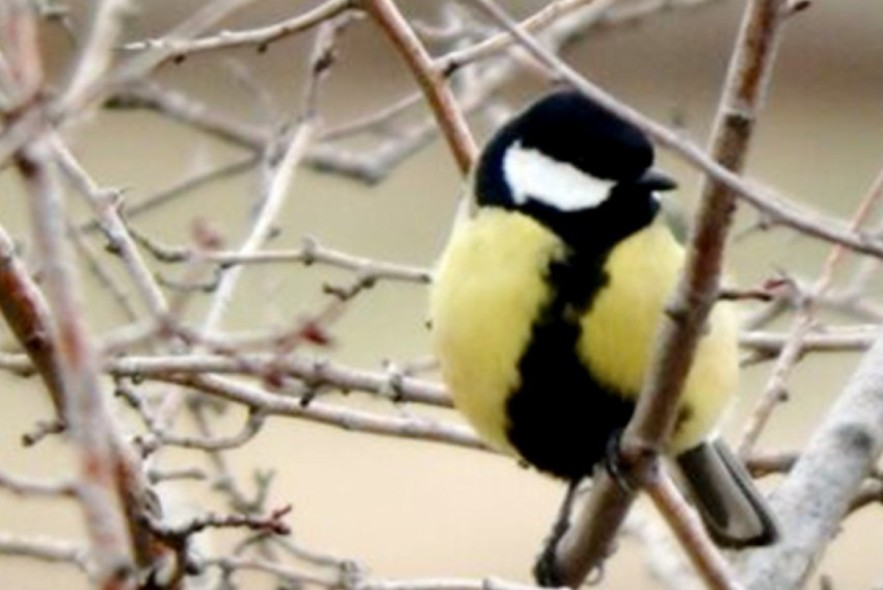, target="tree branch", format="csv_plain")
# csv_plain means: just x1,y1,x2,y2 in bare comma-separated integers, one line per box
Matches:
739,164,883,455
123,0,354,64
361,0,477,175
0,225,65,415
154,373,484,451
462,0,788,585
17,136,136,588
736,330,883,588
